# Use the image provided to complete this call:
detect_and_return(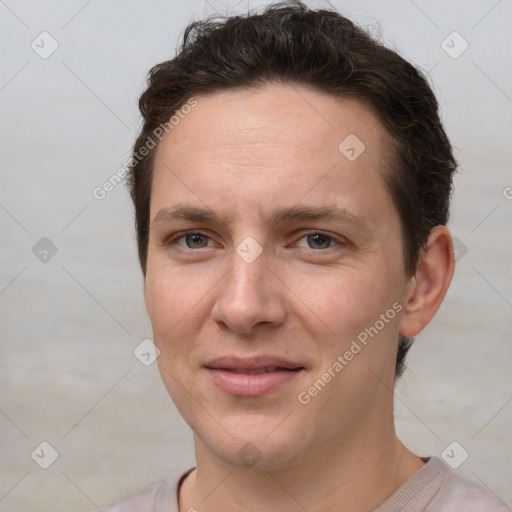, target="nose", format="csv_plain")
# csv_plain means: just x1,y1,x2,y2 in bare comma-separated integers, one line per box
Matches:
210,239,287,336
